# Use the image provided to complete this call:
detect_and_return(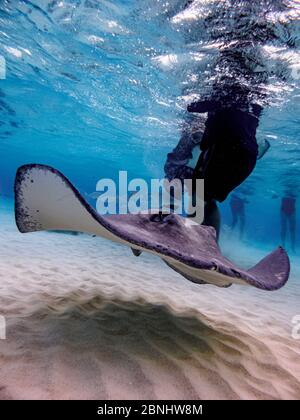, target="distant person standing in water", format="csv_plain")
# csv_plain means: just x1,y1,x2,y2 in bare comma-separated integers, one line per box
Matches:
281,194,296,252
230,194,248,239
